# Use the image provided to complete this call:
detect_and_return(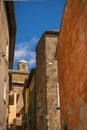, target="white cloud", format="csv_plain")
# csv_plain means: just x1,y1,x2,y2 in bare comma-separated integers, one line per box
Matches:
14,0,45,2
28,51,36,66
29,59,36,66
52,28,59,31
15,47,28,59
31,0,45,2
14,36,39,69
